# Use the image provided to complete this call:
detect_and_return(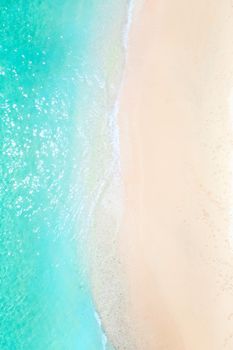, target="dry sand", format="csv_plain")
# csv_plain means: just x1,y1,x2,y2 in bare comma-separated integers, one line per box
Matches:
117,0,233,349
